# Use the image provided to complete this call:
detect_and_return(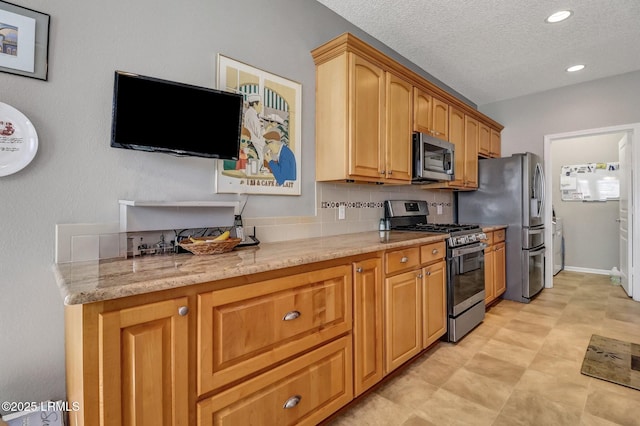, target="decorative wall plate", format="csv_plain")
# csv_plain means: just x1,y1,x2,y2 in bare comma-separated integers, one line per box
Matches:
0,102,38,177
